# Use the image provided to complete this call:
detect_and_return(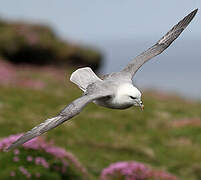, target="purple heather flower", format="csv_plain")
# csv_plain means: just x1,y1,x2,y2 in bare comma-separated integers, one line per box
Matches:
13,149,20,155
0,134,88,177
35,157,49,168
27,156,33,162
45,146,68,158
19,166,27,174
35,157,41,165
19,166,31,178
101,161,150,179
13,156,19,162
0,134,22,150
41,158,49,169
101,161,180,180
